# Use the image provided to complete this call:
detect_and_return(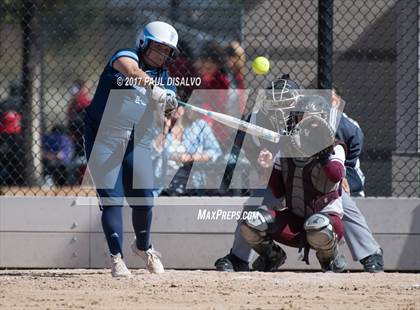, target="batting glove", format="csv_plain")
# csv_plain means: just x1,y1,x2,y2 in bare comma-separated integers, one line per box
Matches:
150,84,168,104
150,84,178,114
164,94,178,116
